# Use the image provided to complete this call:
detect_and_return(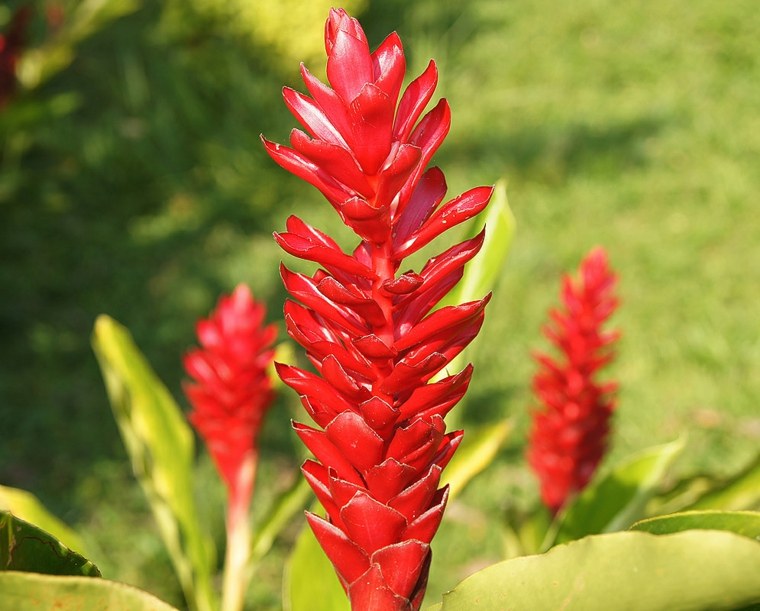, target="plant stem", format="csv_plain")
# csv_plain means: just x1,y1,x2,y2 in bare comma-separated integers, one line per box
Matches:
221,450,256,611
